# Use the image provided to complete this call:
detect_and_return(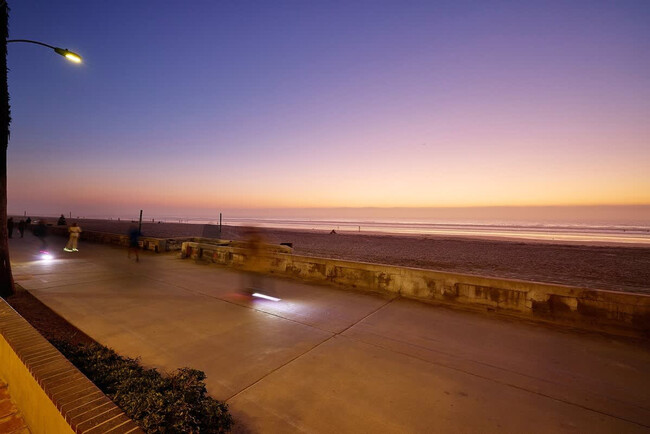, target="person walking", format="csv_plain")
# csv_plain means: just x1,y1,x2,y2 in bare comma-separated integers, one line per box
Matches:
241,228,269,296
33,220,48,252
17,219,25,238
64,222,82,252
128,225,140,262
7,217,13,238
